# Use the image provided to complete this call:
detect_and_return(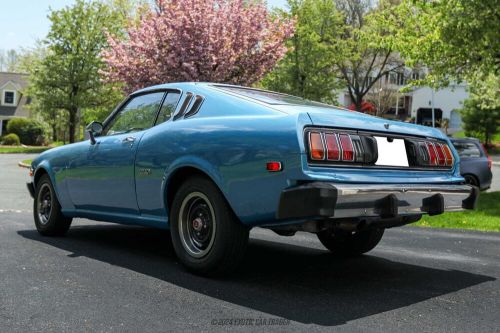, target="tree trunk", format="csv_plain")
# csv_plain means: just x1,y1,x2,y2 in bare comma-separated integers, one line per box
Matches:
68,108,77,143
354,96,363,112
52,124,57,142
